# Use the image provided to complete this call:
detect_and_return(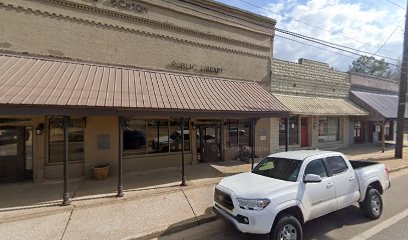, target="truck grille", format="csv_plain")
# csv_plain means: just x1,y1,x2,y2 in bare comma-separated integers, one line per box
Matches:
214,188,234,210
